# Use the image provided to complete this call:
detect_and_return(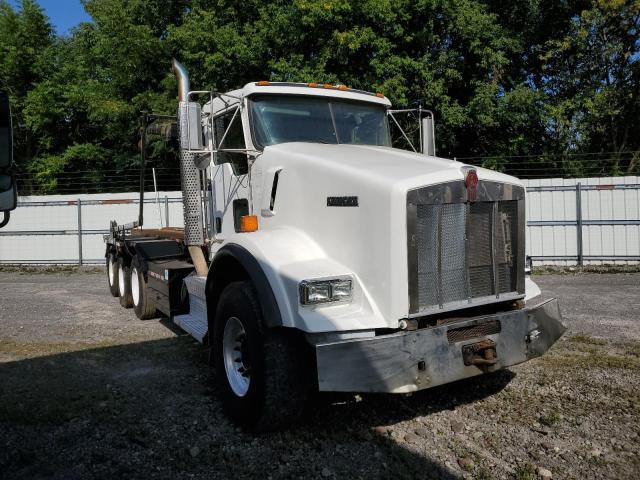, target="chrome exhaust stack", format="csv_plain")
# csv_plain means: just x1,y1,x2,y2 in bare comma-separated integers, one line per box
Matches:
172,58,208,276
172,58,190,102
